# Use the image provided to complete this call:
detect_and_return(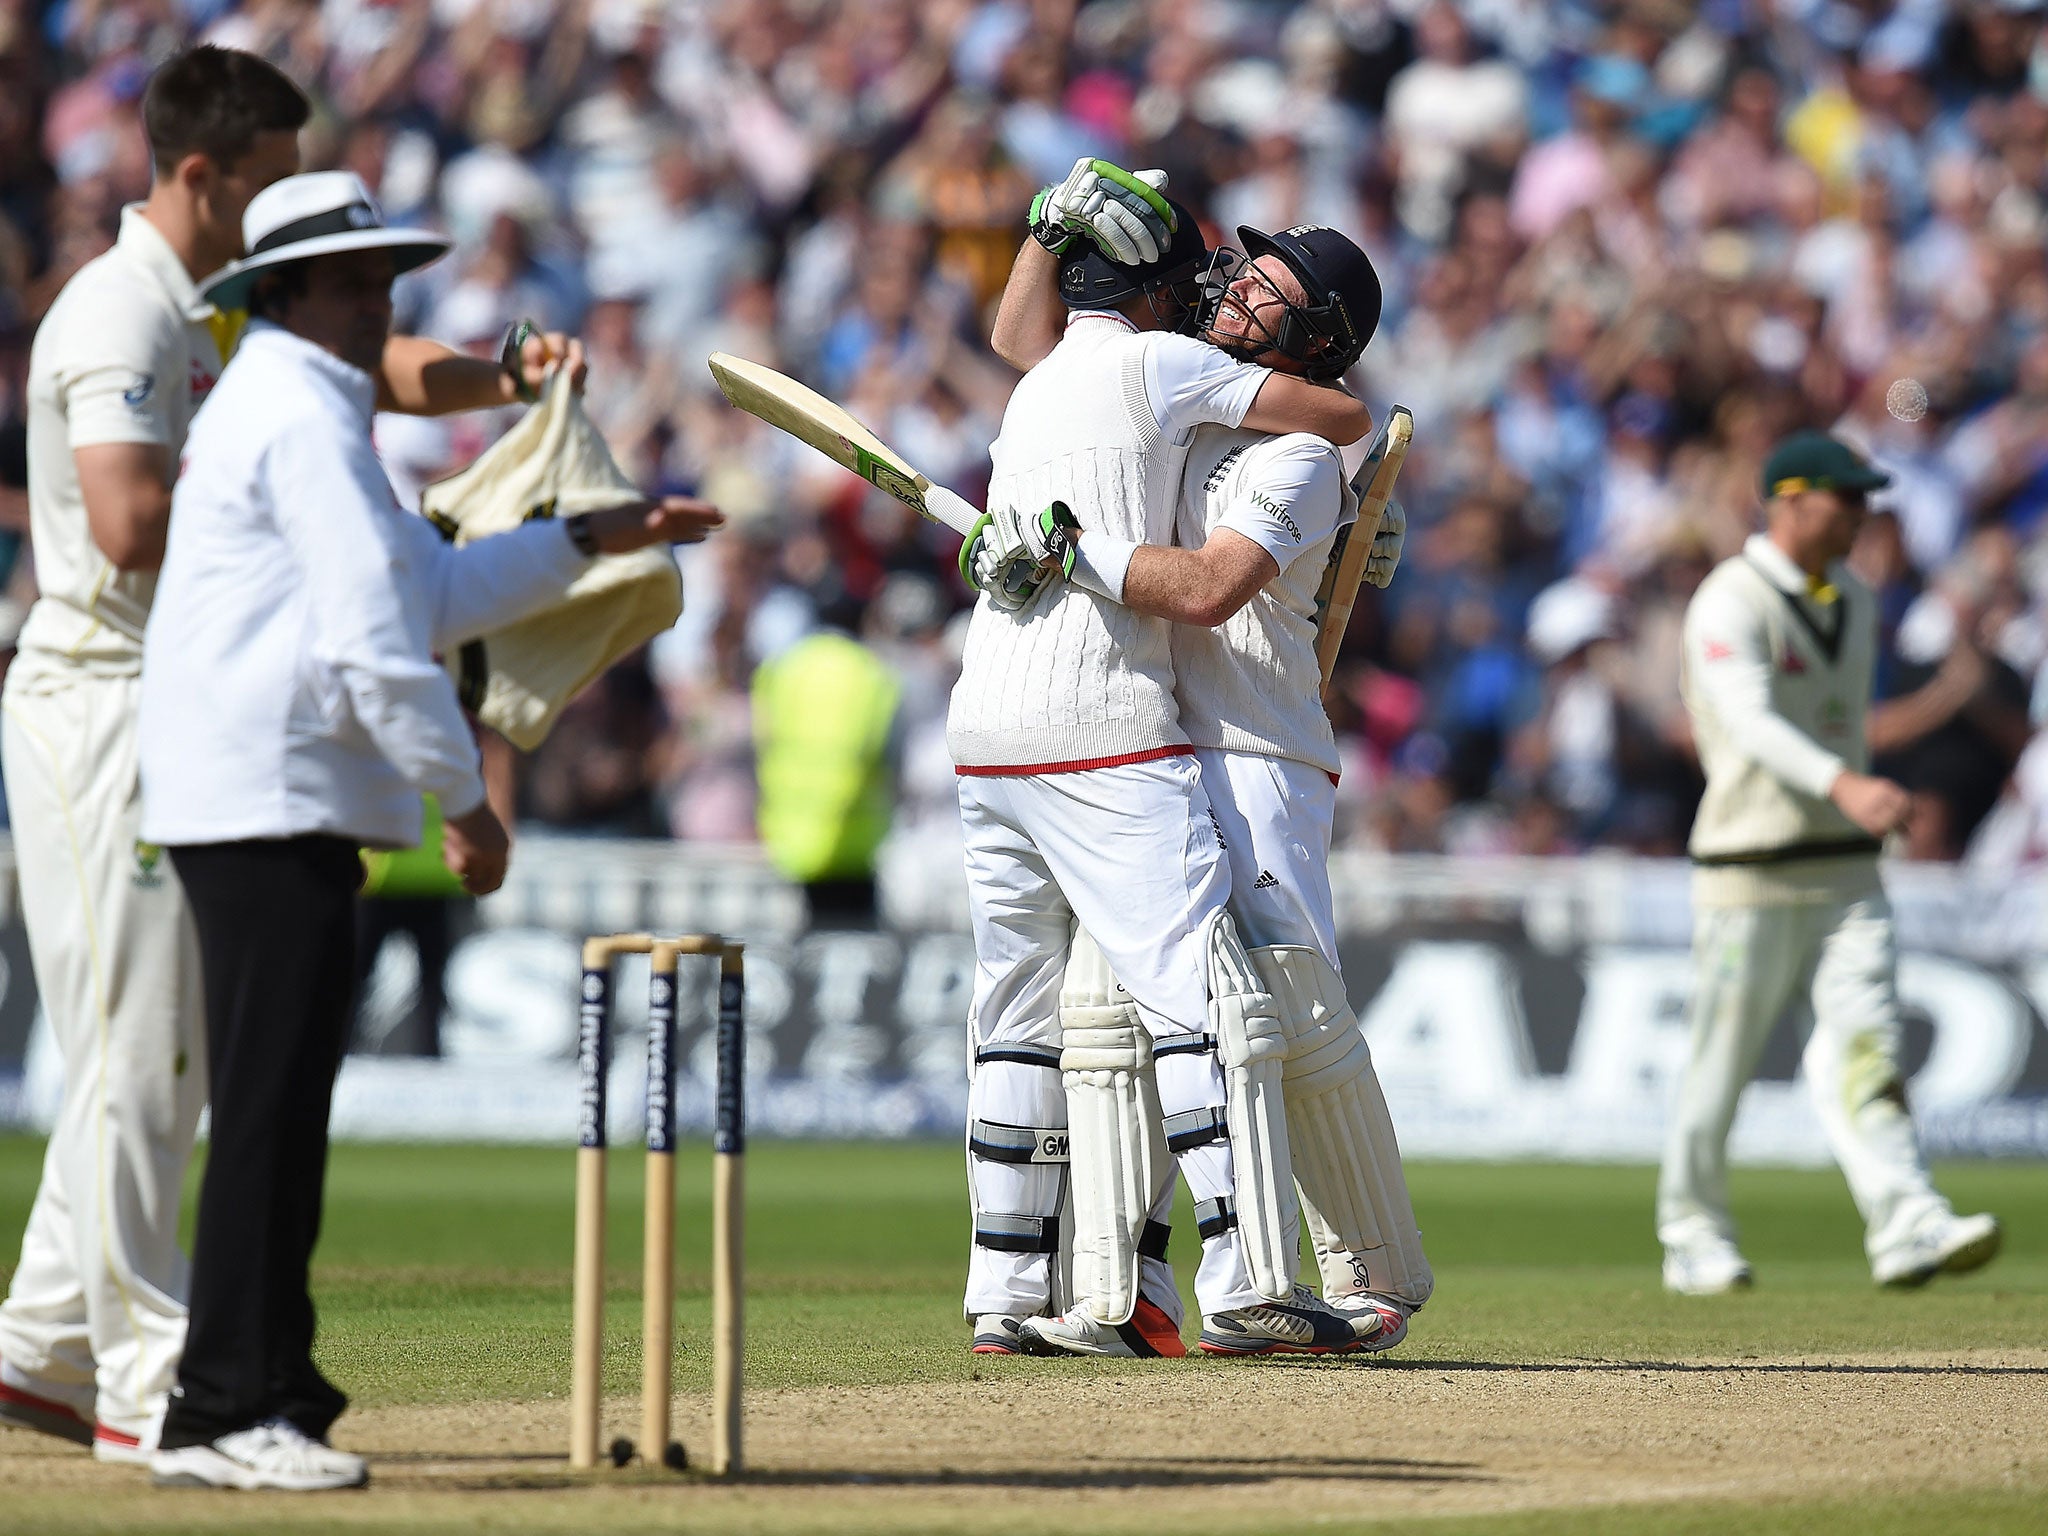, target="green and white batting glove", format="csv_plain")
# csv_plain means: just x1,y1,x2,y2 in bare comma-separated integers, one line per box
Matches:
960,502,1081,610
1029,158,1175,265
1364,498,1406,590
